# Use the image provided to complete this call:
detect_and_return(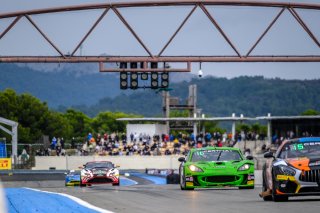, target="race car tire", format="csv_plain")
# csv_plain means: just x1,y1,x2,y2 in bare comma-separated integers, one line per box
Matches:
272,190,288,202
112,182,120,186
179,167,186,190
179,167,194,190
272,172,288,202
112,178,120,186
238,186,254,189
80,176,86,187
